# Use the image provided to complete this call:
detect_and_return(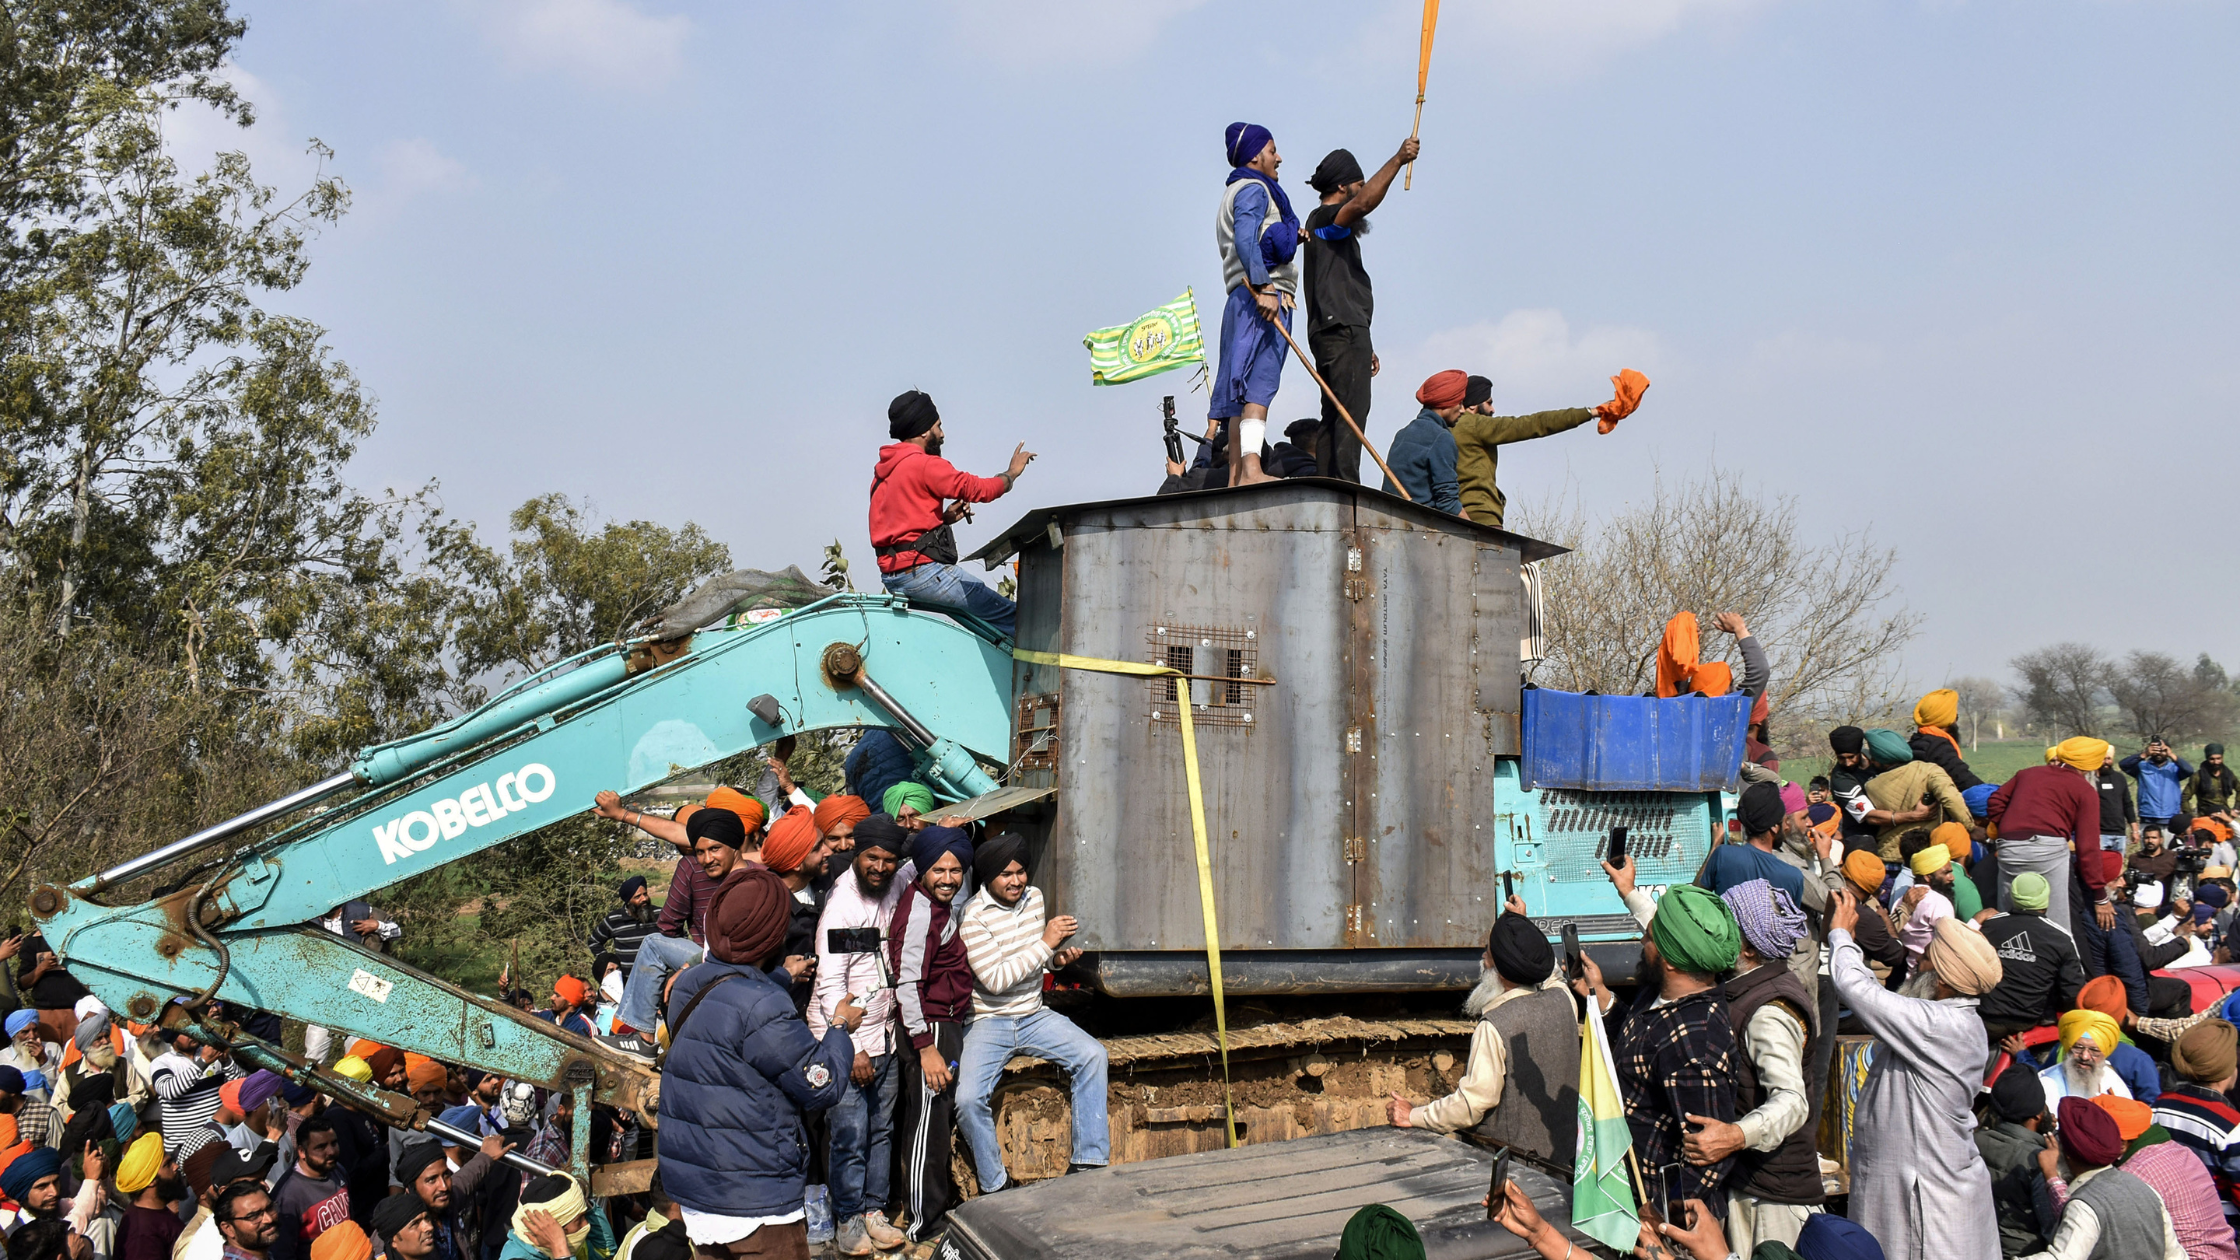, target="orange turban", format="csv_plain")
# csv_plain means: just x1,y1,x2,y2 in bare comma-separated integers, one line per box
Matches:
1655,613,1734,699
1415,370,1468,409
703,786,767,834
220,1077,247,1114
2076,975,2129,1020
1931,821,1973,867
814,795,870,835
346,1039,382,1060
310,1222,373,1260
1842,849,1887,895
762,806,820,875
404,1054,447,1093
2093,1095,2154,1141
552,975,590,1008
